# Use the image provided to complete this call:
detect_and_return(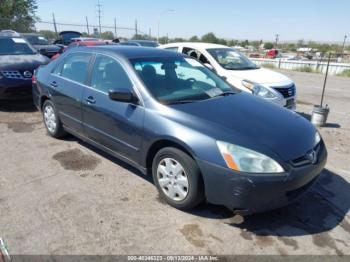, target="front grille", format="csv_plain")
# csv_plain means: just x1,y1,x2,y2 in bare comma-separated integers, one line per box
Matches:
273,84,296,98
1,70,23,79
291,143,322,167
